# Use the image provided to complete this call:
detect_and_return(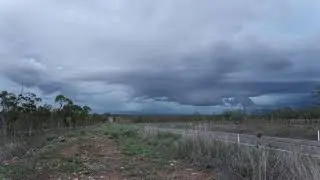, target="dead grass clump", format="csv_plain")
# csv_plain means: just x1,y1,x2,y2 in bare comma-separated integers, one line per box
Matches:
0,142,28,163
